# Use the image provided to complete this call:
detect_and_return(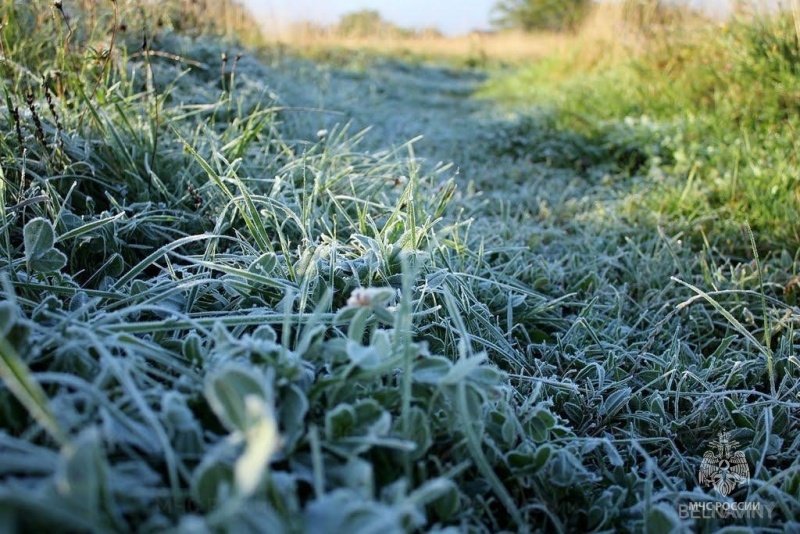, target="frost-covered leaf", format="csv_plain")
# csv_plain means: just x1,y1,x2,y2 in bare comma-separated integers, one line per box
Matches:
325,403,357,440
24,218,67,273
277,384,308,449
412,356,452,384
55,428,111,520
346,340,382,369
0,301,15,336
441,353,487,385
603,439,624,467
249,253,278,276
304,489,417,534
205,364,266,433
191,449,234,510
603,387,631,419
395,406,432,459
645,503,683,534
24,218,56,259
29,248,67,274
